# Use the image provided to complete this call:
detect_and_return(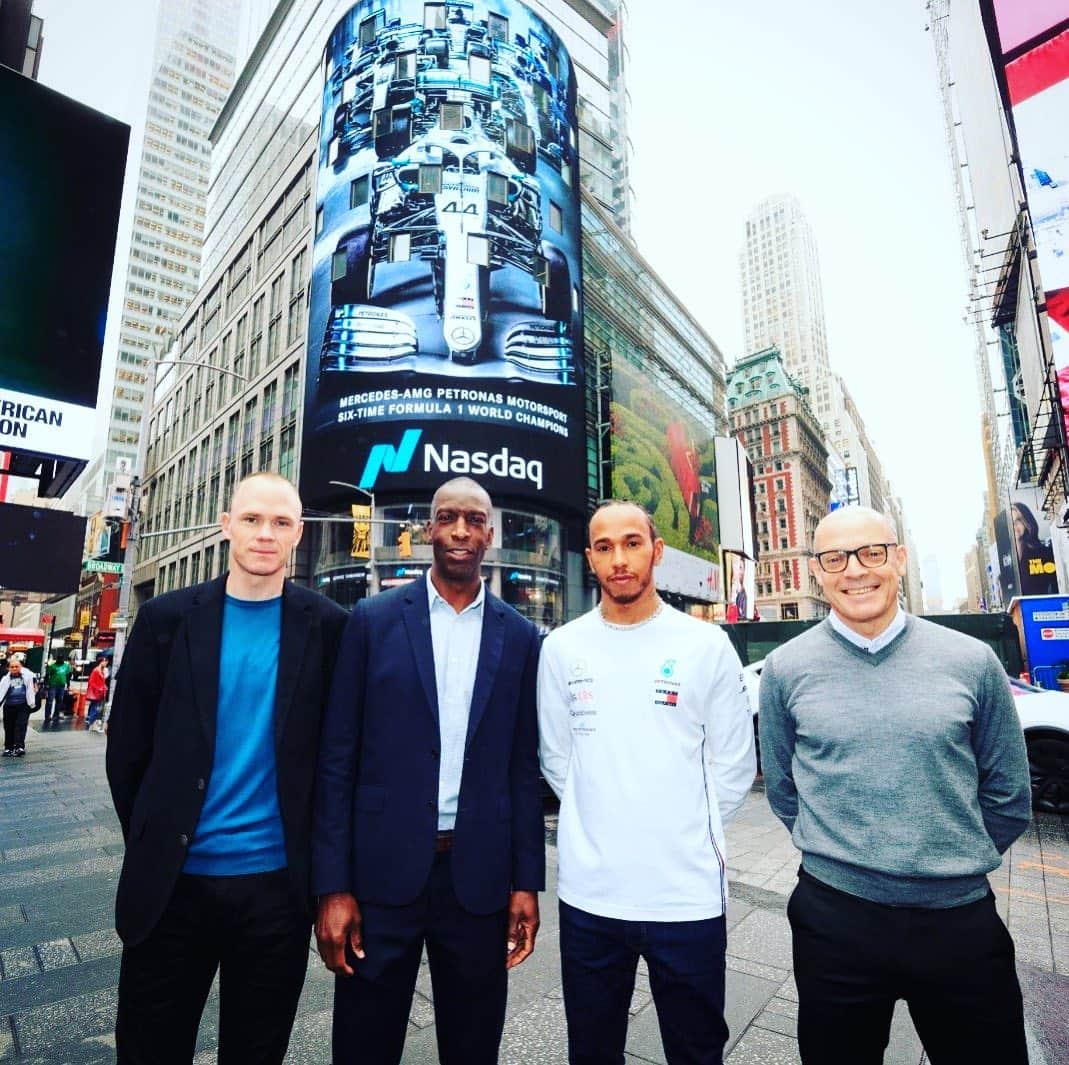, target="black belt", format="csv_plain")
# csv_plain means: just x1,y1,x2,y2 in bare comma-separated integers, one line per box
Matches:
435,830,455,854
